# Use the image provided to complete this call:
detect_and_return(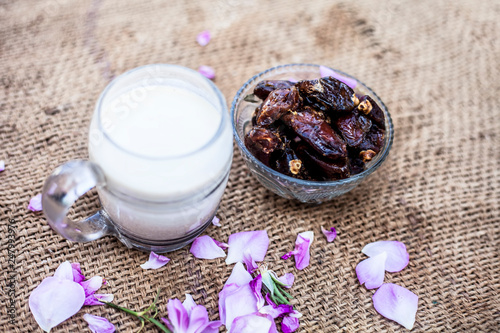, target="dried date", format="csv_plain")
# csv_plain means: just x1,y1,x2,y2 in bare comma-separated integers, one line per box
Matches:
244,127,283,167
255,87,300,126
296,144,350,180
336,111,372,147
254,80,294,100
296,76,357,113
357,95,385,127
